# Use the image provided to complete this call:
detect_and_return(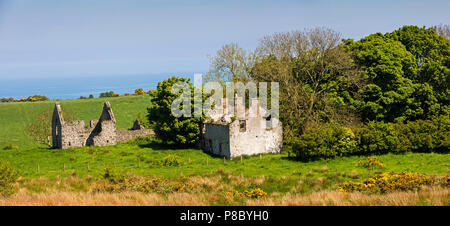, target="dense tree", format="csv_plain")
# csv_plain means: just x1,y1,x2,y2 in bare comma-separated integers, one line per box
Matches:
251,28,362,142
147,76,204,146
388,26,450,112
345,26,449,122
